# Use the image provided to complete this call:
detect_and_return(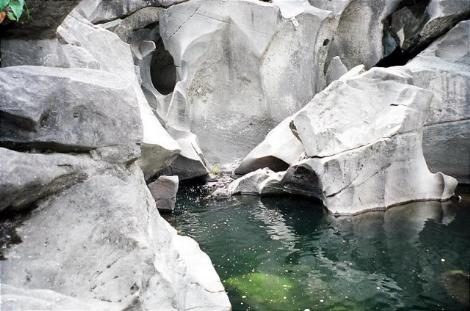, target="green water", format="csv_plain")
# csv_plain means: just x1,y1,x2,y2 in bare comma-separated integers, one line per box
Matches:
166,187,470,311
